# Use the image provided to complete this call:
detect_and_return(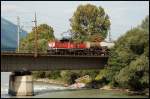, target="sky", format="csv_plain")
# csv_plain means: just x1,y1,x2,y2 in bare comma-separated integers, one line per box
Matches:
1,1,149,40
